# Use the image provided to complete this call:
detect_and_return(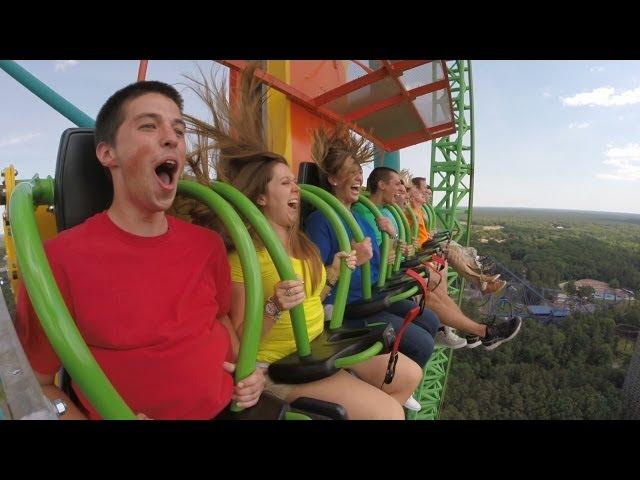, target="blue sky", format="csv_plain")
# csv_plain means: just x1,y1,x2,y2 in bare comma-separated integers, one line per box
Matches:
1,60,639,214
